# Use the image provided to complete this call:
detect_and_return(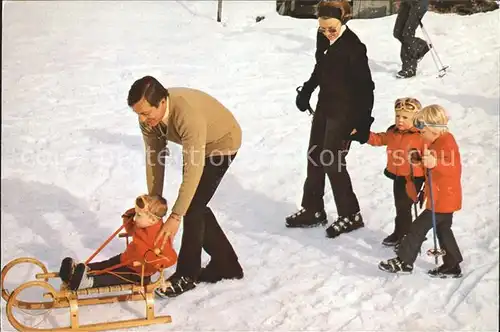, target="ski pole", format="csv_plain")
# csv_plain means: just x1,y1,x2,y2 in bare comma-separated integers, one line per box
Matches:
410,165,418,219
408,149,422,220
419,22,448,77
426,168,439,265
409,164,419,220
